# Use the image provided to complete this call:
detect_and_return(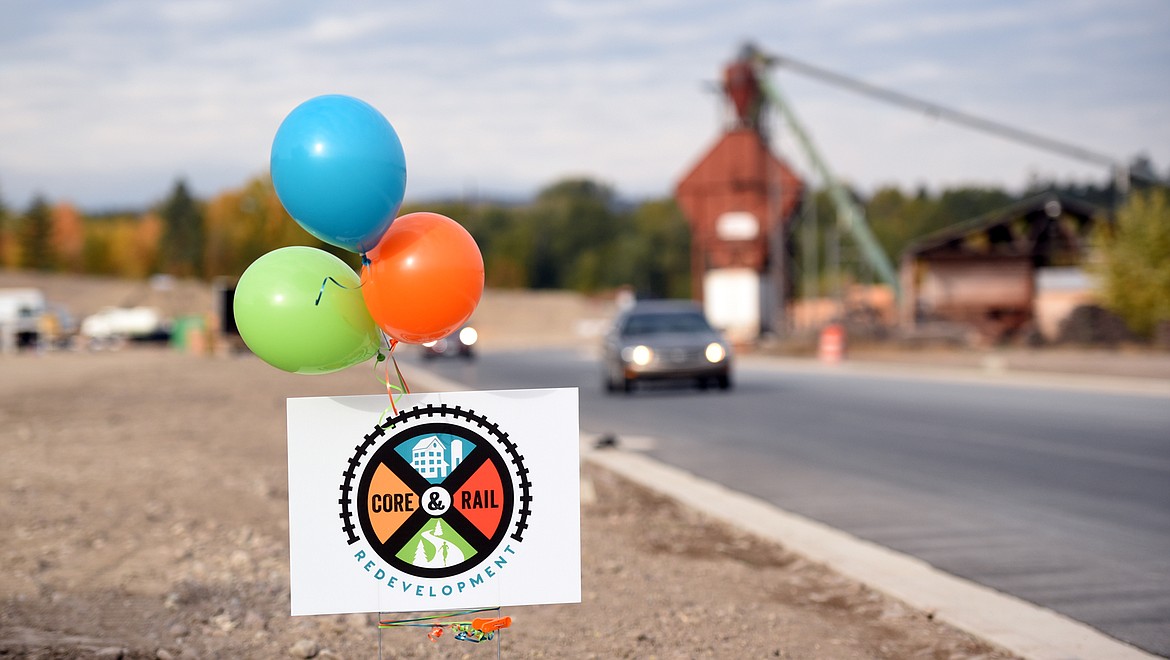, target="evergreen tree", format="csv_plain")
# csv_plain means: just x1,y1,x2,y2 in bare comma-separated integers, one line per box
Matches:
19,194,53,271
412,540,429,566
159,178,205,277
0,182,8,267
